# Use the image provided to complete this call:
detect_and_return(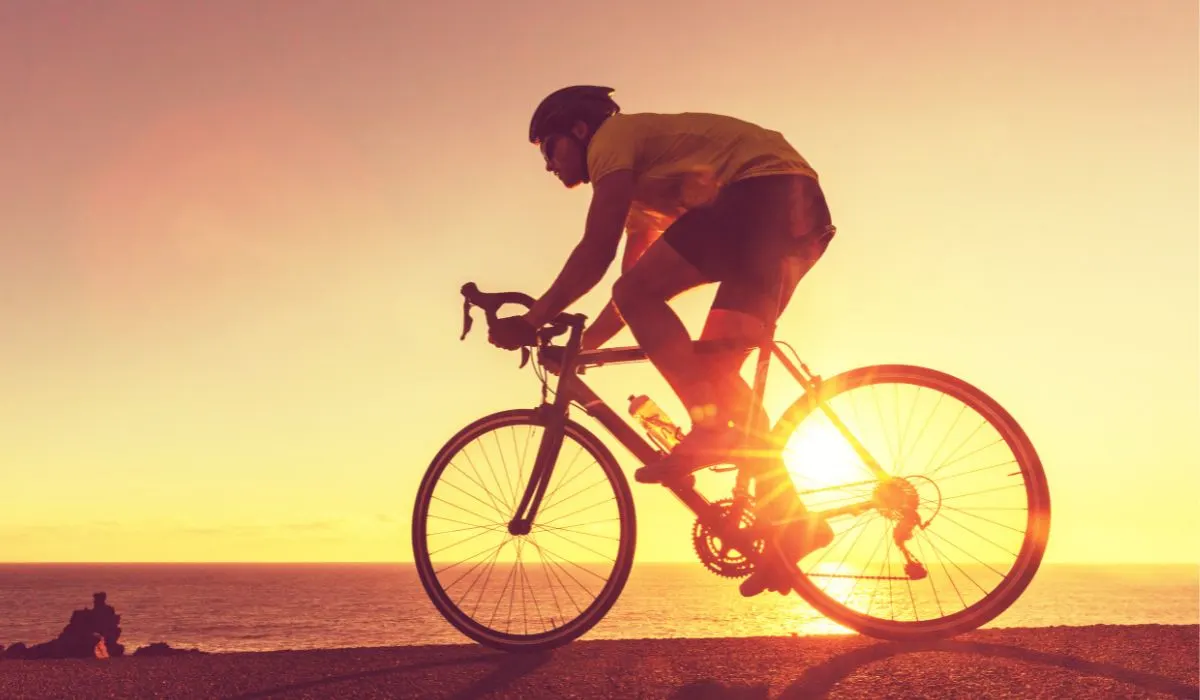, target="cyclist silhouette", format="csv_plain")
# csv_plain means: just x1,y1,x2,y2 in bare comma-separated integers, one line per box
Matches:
487,86,837,595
